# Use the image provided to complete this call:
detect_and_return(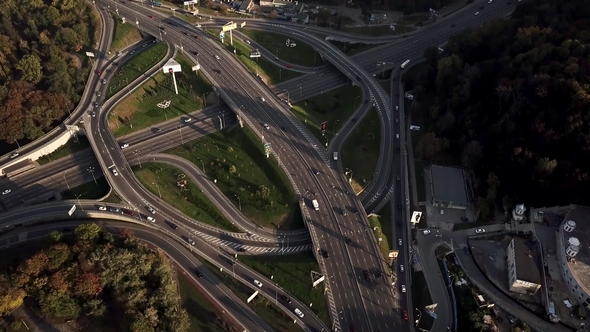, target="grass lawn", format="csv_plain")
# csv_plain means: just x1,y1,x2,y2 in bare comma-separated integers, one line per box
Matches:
103,191,123,204
328,40,381,56
109,15,142,53
368,215,391,260
38,136,90,165
134,163,239,232
106,42,168,100
109,52,212,137
177,270,227,332
60,177,110,200
341,24,415,36
238,253,329,325
205,30,302,86
378,203,393,250
411,270,435,330
241,29,318,67
290,85,362,143
341,108,381,194
166,126,298,229
201,261,301,332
